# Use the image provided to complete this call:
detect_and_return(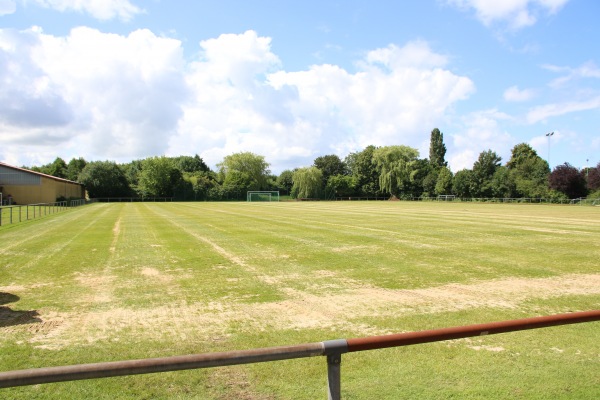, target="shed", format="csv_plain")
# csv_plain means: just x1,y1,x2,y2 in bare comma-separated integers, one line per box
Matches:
0,162,85,205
